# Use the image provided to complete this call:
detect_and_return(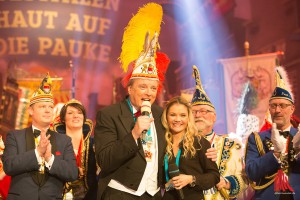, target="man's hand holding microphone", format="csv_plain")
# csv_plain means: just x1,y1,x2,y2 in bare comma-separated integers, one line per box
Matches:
131,101,154,141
